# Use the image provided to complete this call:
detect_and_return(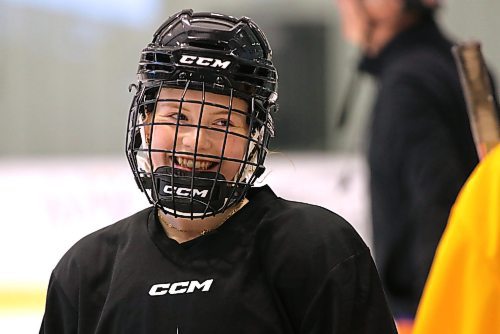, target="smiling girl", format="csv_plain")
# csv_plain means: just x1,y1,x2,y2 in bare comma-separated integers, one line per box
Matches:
40,9,397,334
